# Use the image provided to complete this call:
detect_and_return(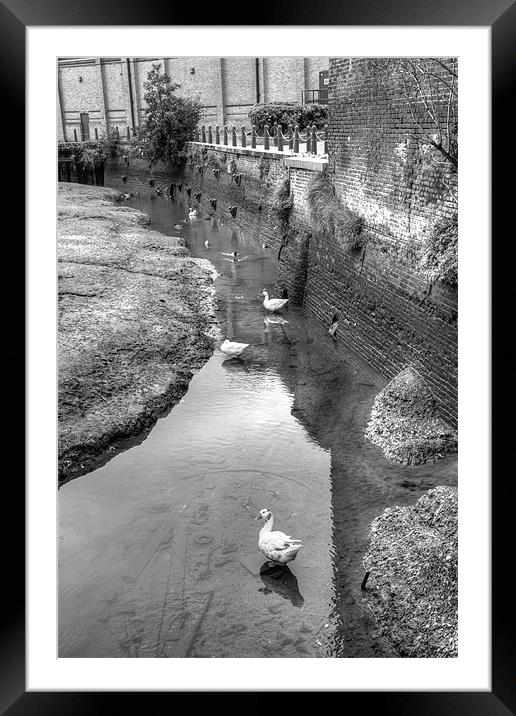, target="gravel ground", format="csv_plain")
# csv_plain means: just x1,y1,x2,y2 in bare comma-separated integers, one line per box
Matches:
365,366,457,465
362,486,458,658
58,183,219,483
